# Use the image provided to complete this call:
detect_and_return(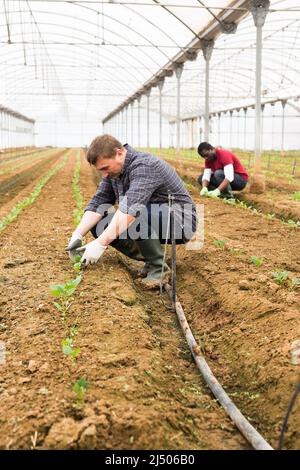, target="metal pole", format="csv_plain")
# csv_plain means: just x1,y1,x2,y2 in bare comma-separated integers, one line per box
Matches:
201,40,214,142
146,89,151,148
158,79,164,150
281,100,286,152
131,102,134,145
175,66,183,155
243,107,247,149
137,96,141,148
250,0,270,171
261,104,265,151
230,110,233,148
